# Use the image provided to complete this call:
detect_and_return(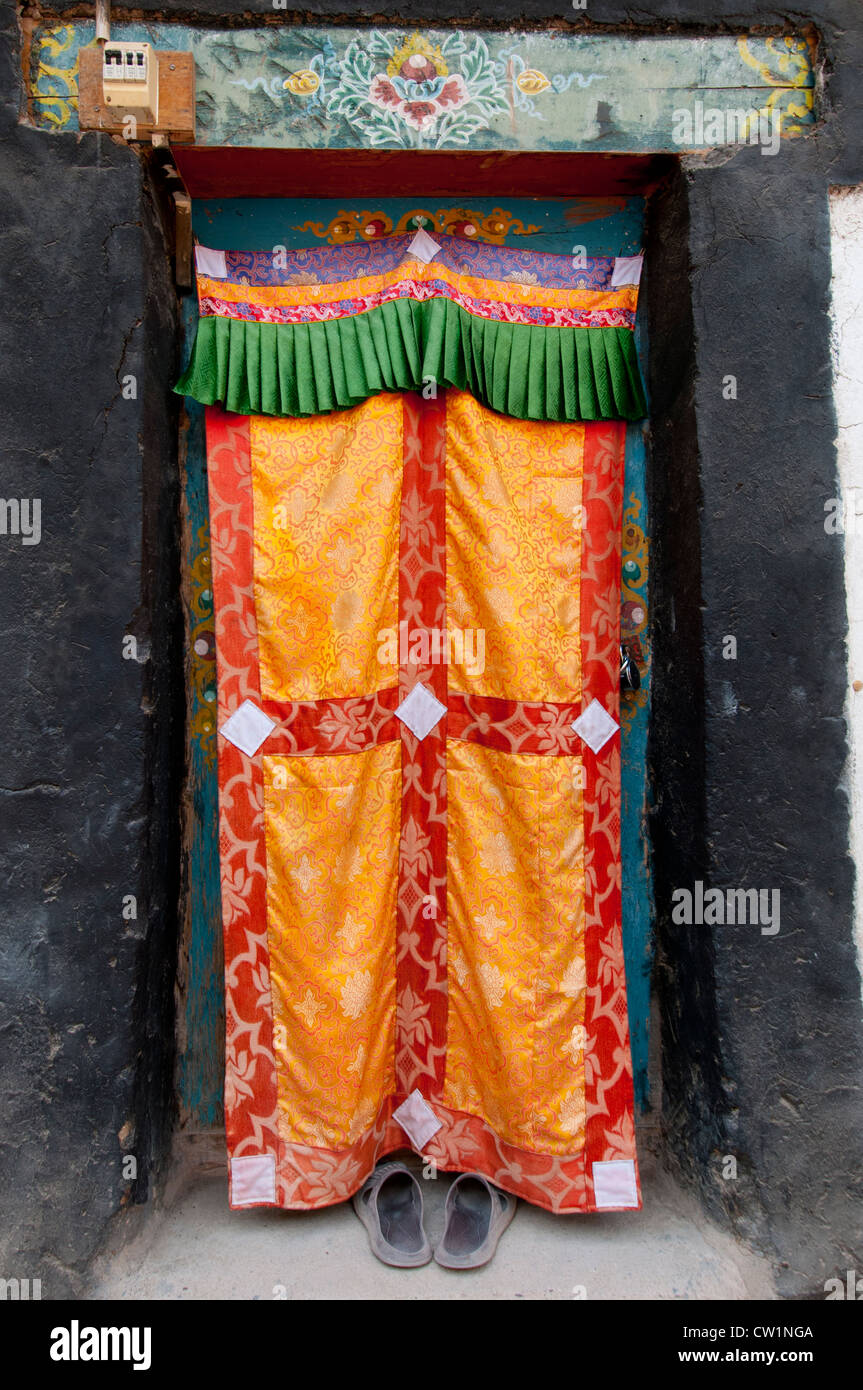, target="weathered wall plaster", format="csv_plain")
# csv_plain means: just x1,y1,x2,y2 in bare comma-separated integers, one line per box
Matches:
829,186,863,999
1,0,862,1299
